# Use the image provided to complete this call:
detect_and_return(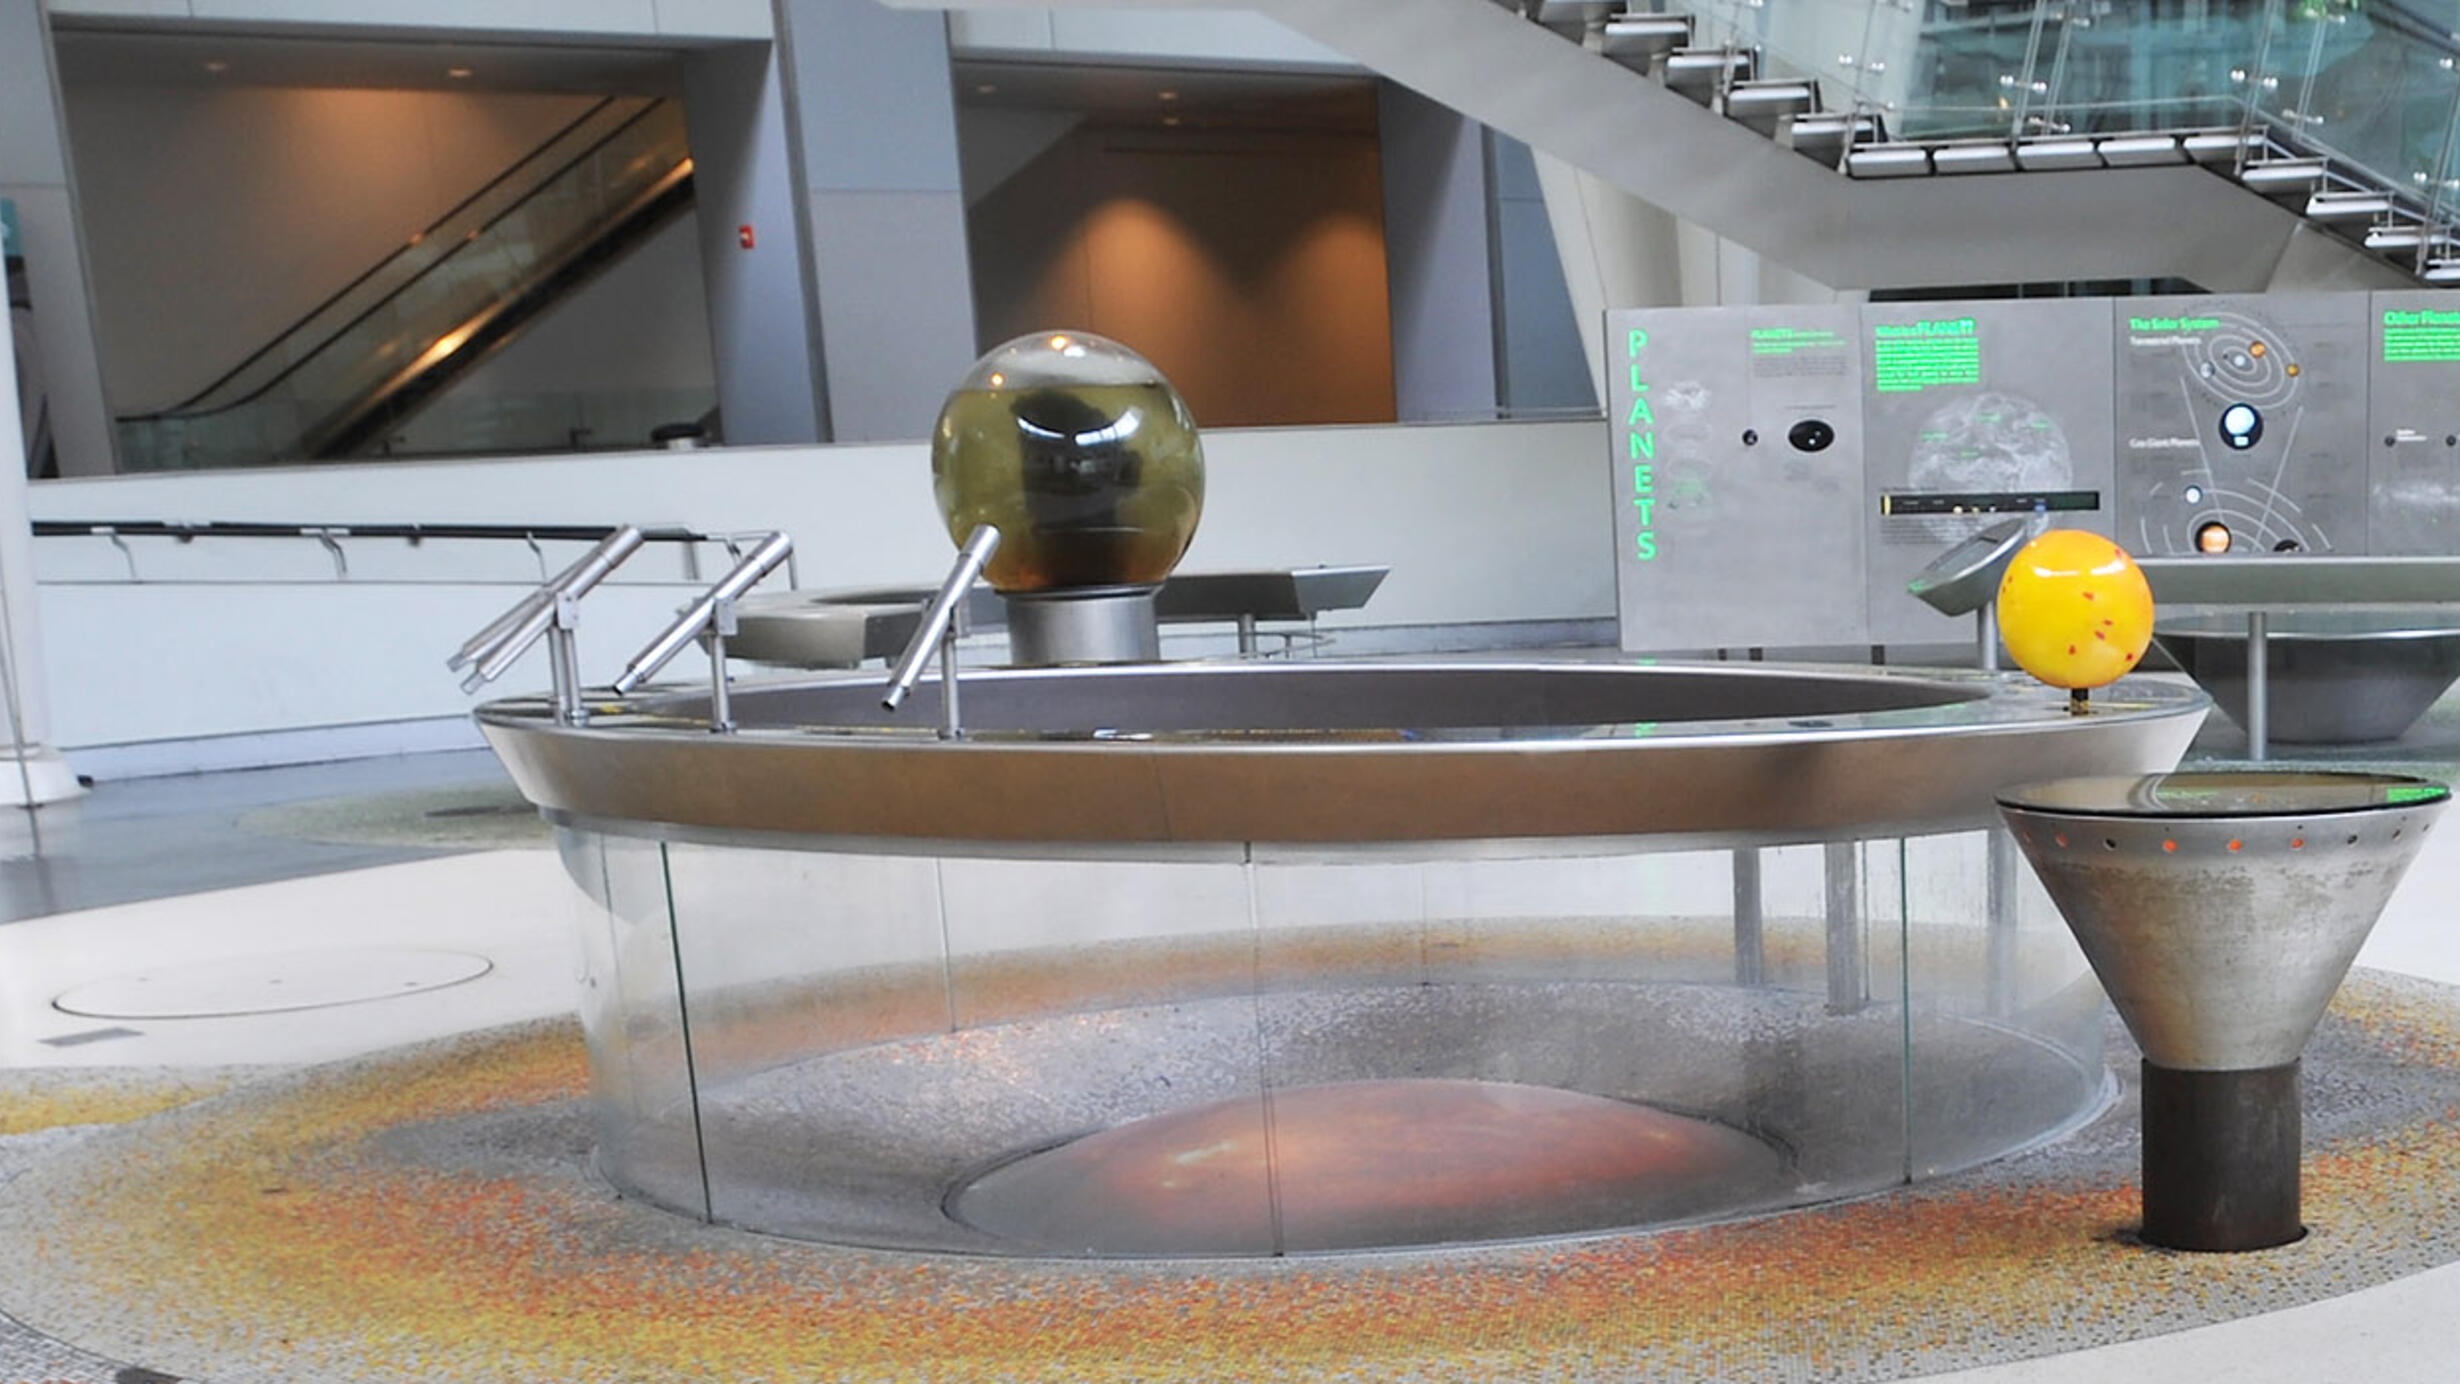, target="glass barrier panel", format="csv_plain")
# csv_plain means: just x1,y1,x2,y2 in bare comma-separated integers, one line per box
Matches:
935,849,1269,1256
2033,8,2257,137
560,825,2118,1256
1894,828,2105,1180
558,828,708,1219
660,840,954,1243
2294,8,2460,196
